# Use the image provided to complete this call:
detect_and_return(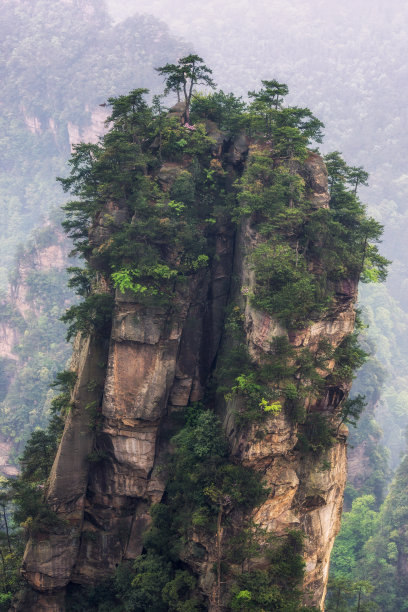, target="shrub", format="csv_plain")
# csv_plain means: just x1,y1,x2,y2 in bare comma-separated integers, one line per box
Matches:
61,293,114,341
